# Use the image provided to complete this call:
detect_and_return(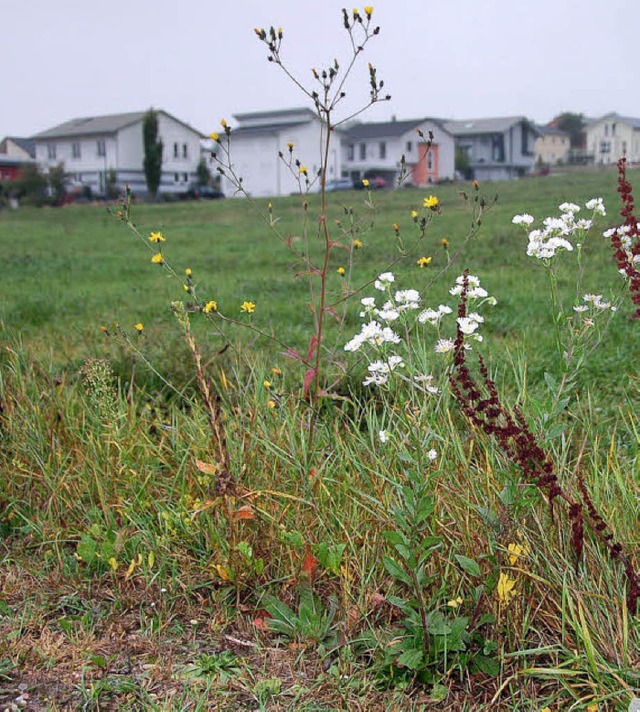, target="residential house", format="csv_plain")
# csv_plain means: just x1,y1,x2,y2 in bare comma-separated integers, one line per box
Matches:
443,116,540,181
535,125,570,165
586,112,640,165
216,107,338,198
340,117,455,186
32,110,205,197
0,137,35,181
